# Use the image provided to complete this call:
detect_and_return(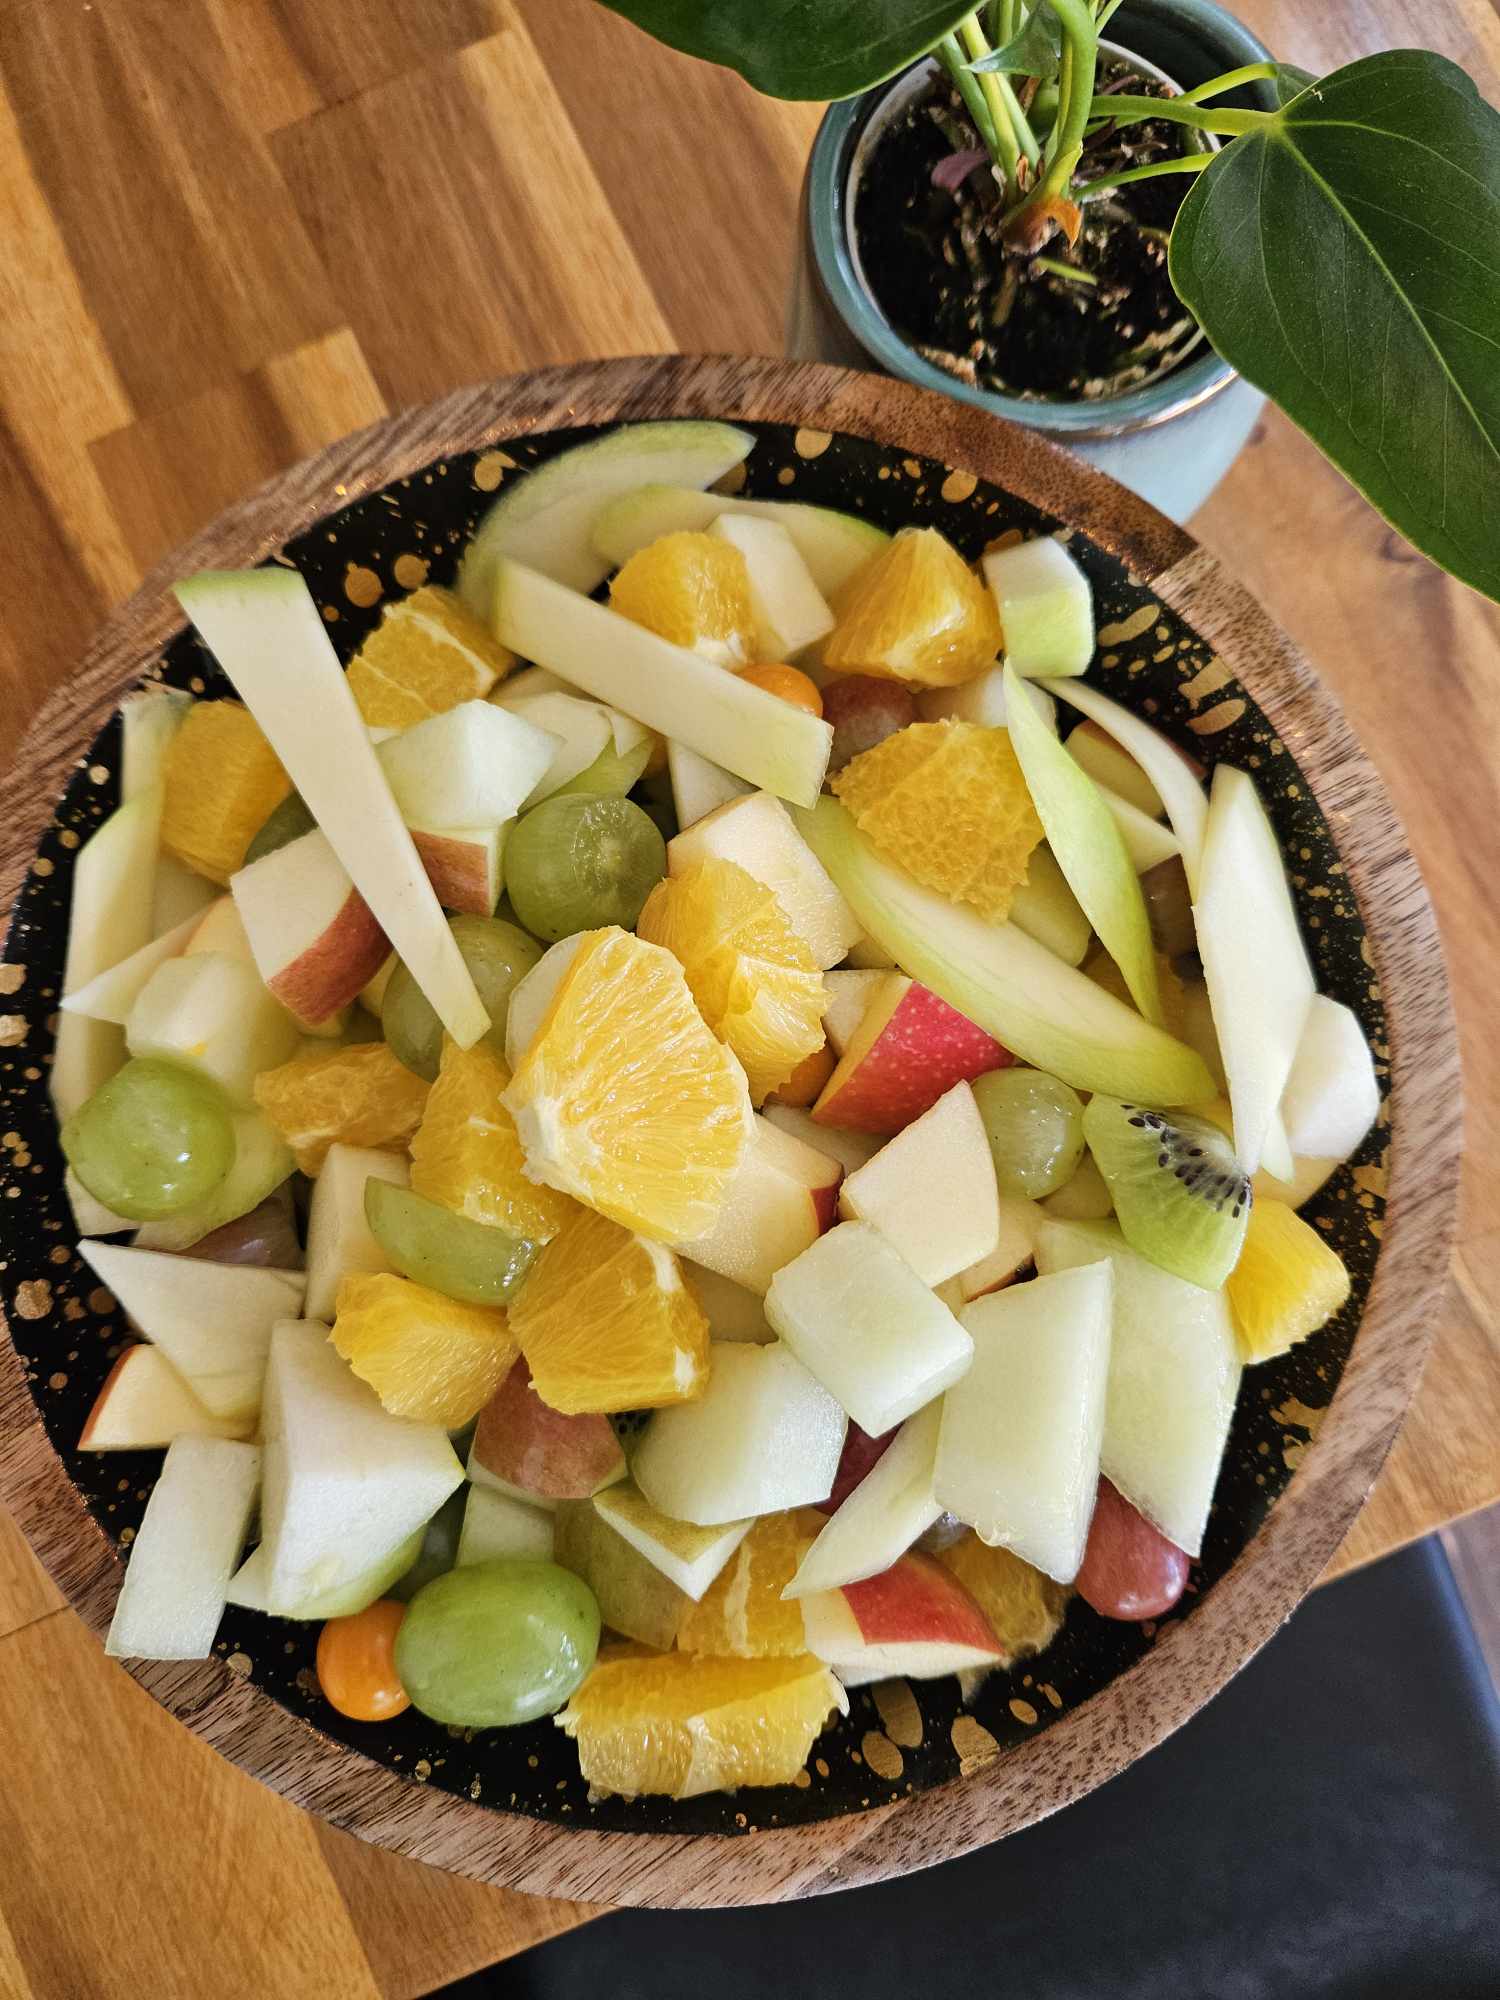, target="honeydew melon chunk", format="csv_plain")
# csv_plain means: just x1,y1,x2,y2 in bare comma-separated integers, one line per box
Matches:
490,559,832,808
984,537,1095,678
1043,678,1209,893
1035,1217,1240,1558
226,1524,423,1618
591,483,890,600
53,782,165,1122
591,1480,751,1599
1194,766,1316,1175
1007,845,1091,966
709,514,834,659
793,797,1214,1104
120,685,192,800
667,740,753,830
1005,667,1162,1024
174,569,489,1048
458,421,755,609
